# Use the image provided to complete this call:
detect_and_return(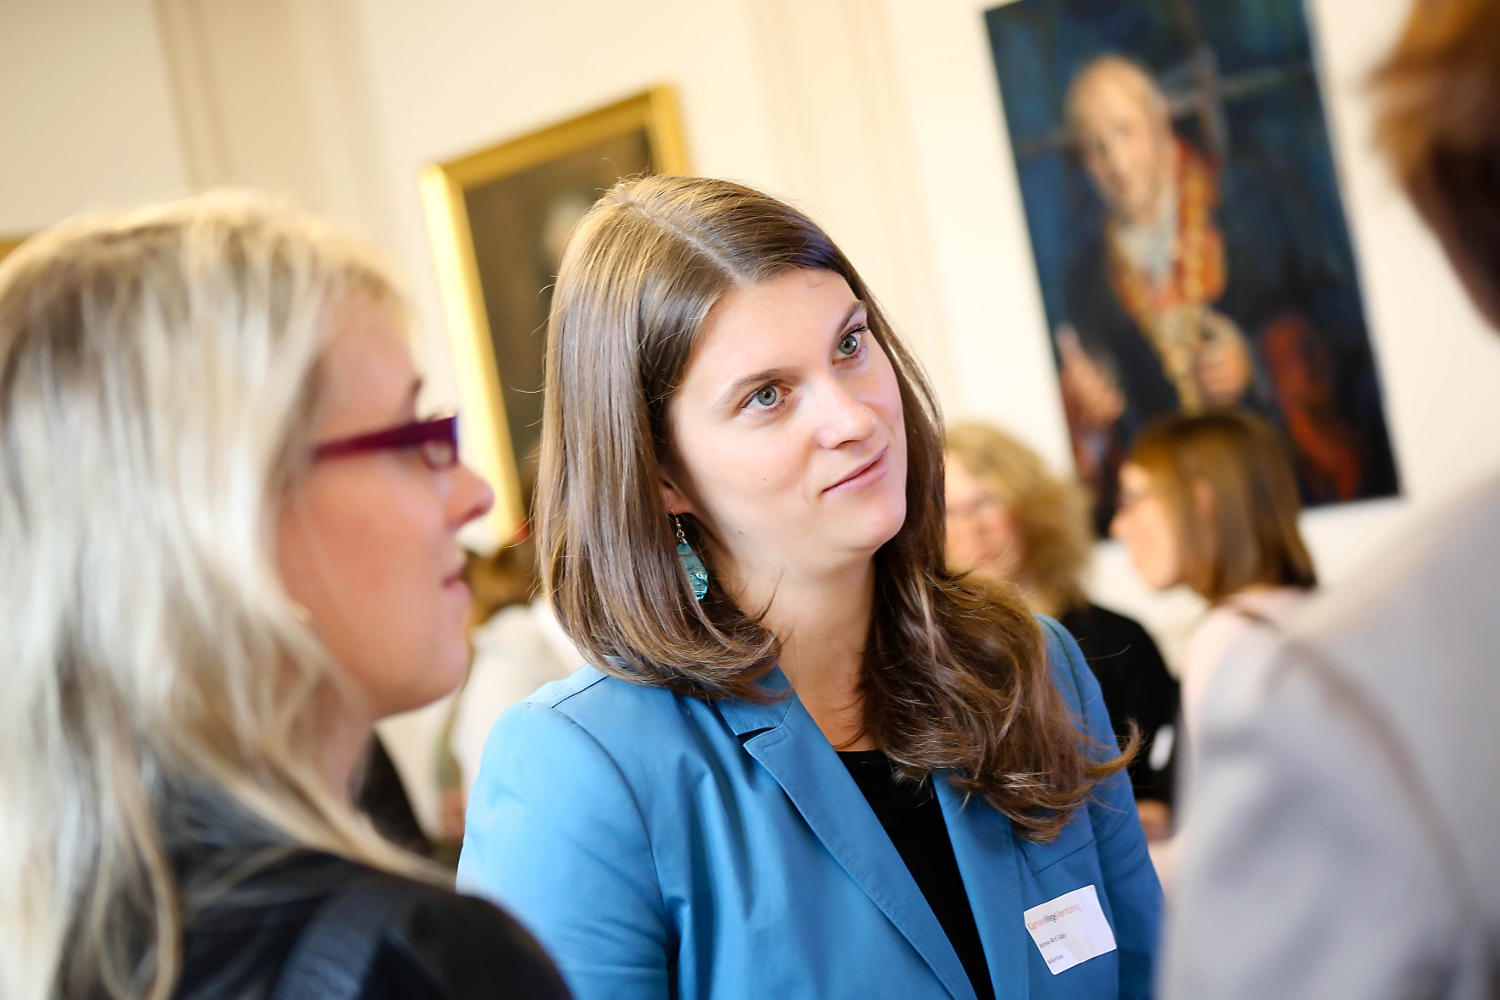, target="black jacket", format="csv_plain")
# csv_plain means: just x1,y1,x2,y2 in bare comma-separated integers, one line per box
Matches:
1057,602,1180,806
162,798,569,1000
